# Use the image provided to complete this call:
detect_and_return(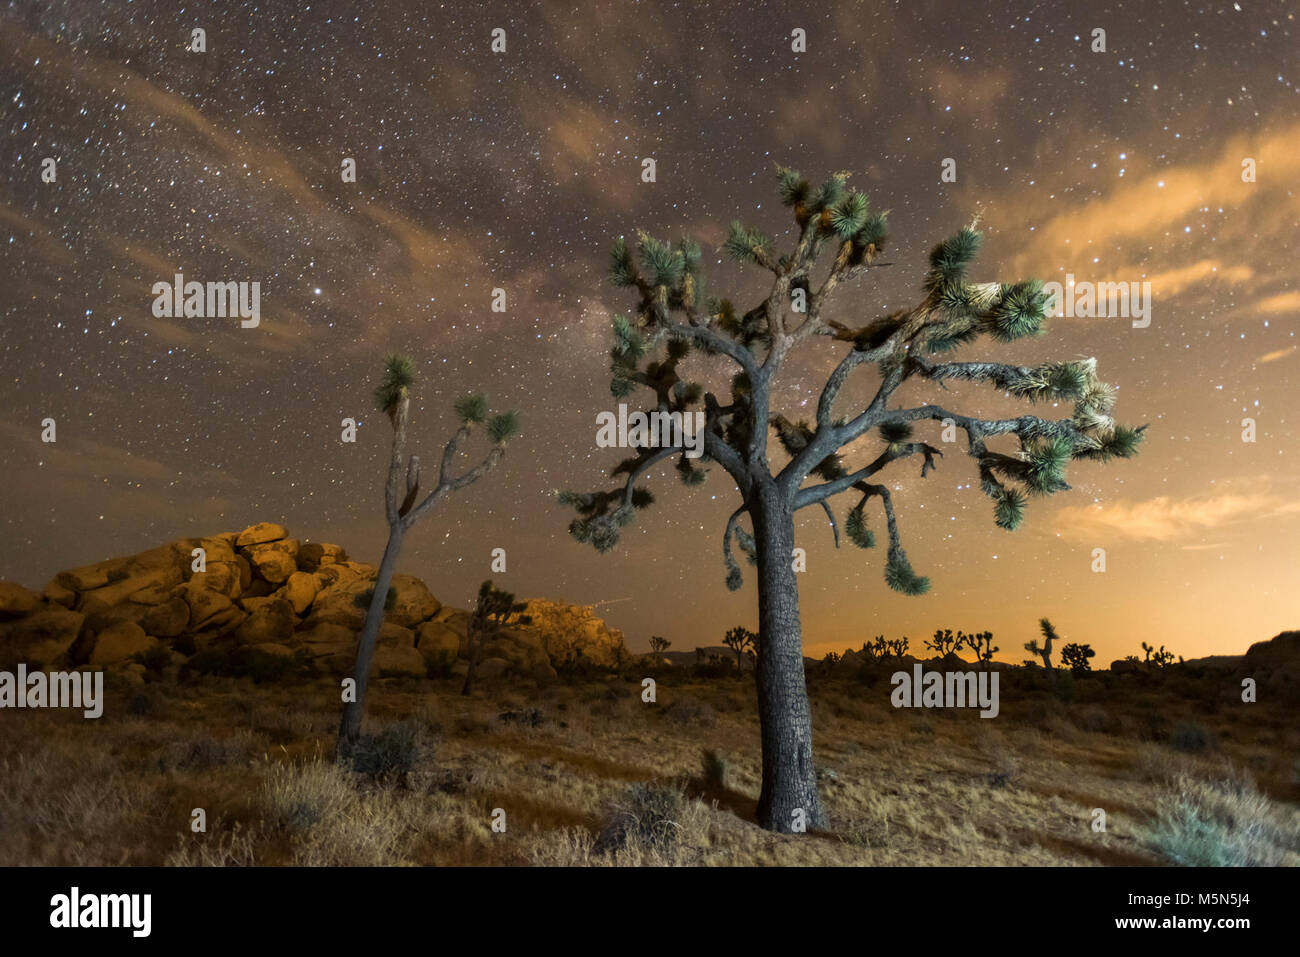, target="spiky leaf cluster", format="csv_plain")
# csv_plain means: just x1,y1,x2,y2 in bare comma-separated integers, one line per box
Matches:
373,353,416,414
487,410,521,444
885,554,930,596
845,504,875,549
454,393,489,424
